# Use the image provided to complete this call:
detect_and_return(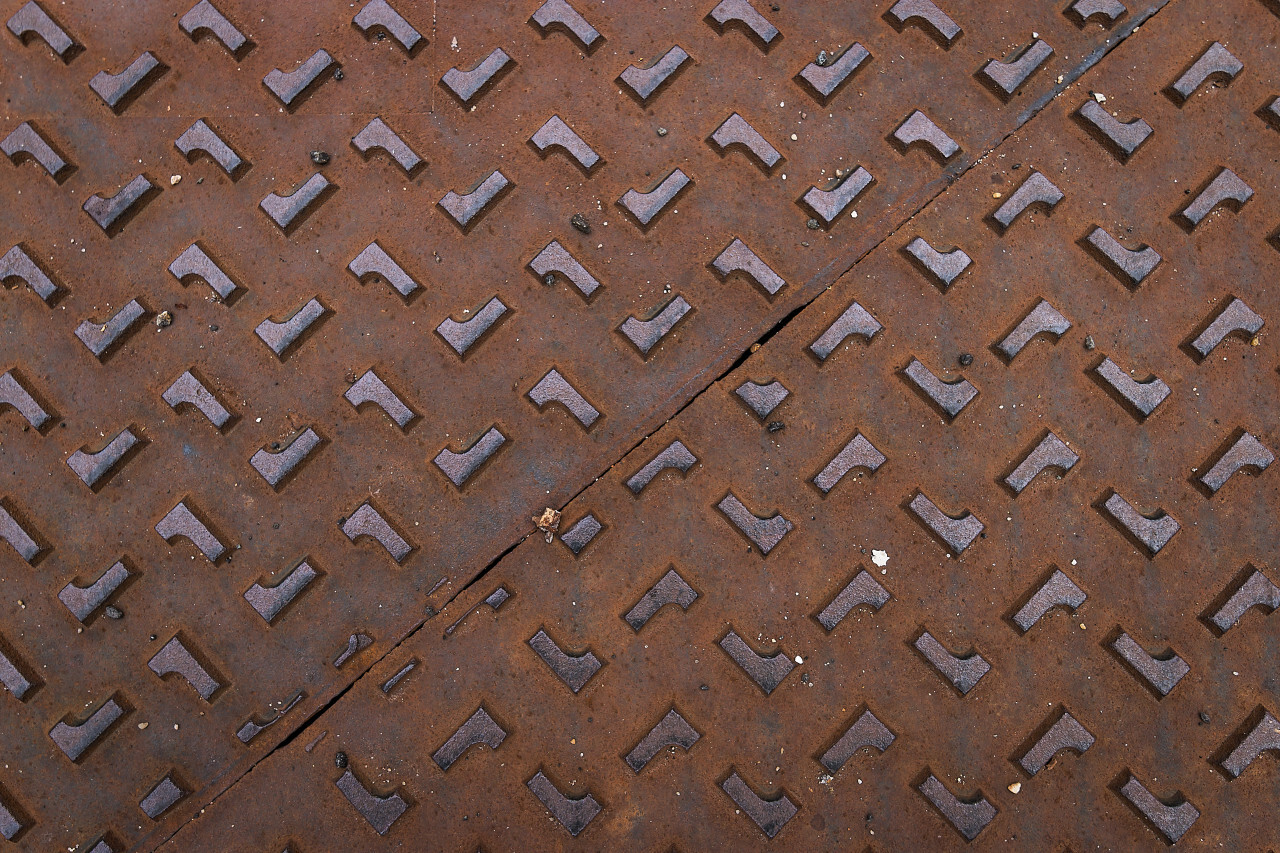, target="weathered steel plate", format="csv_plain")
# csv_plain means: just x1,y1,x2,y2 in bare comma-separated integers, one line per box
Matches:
0,0,1163,848
151,0,1280,850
